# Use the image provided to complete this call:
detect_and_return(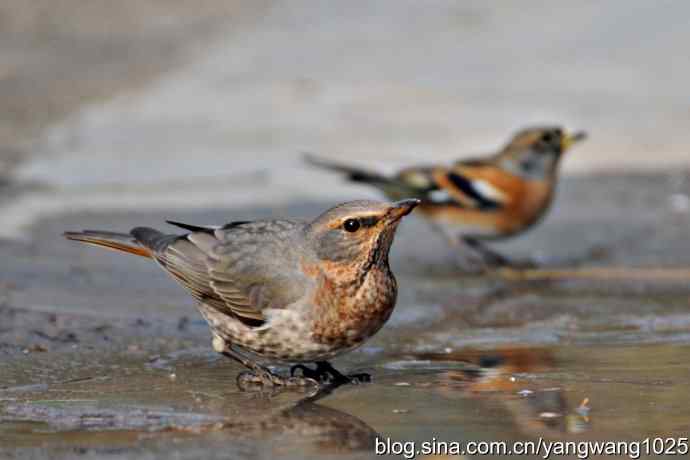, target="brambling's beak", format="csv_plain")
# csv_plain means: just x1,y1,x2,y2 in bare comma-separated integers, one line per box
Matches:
386,199,420,221
561,131,587,152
